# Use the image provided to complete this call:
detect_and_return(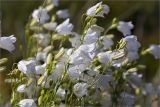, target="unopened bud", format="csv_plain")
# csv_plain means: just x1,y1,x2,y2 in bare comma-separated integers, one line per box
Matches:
0,58,8,65
47,53,53,64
